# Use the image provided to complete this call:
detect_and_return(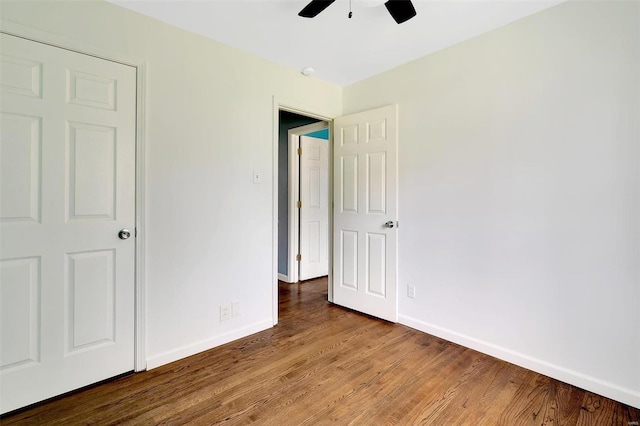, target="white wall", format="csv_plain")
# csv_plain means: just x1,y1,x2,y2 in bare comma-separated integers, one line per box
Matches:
0,0,342,367
344,1,639,408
